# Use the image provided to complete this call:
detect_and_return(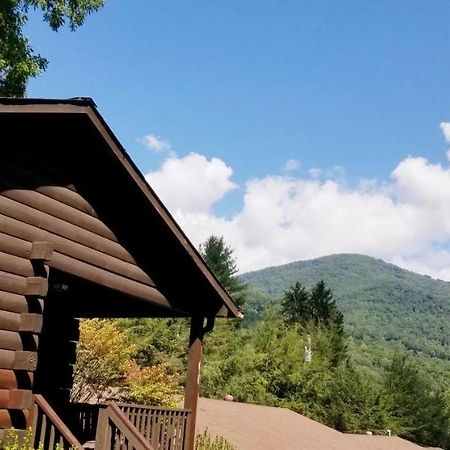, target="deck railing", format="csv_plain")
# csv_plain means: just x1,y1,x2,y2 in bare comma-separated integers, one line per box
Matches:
30,395,84,450
68,401,191,450
117,403,191,450
95,402,154,450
